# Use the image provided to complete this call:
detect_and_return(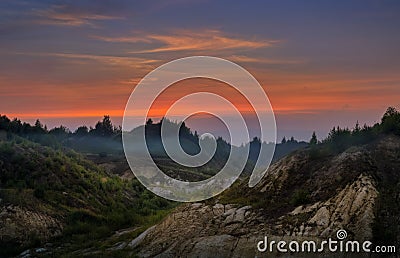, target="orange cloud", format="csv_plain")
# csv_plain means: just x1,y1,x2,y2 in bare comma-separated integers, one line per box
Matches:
94,29,280,53
3,110,124,119
91,35,153,44
15,52,159,70
34,5,122,27
228,55,306,65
